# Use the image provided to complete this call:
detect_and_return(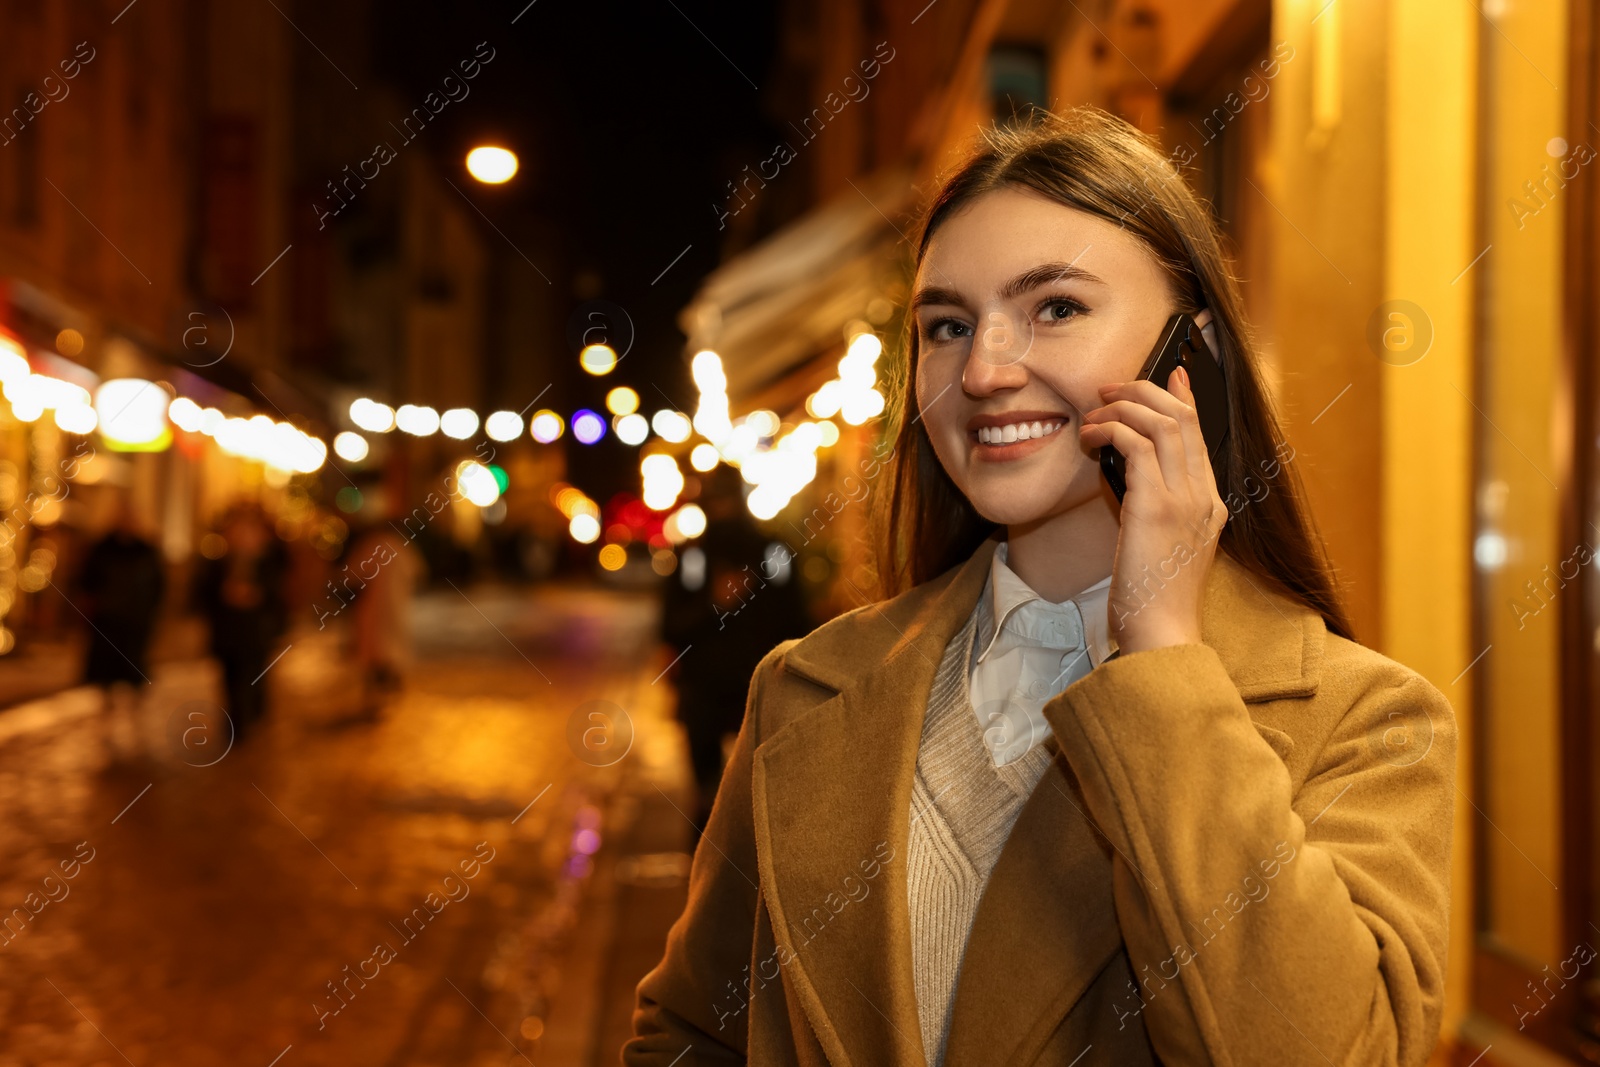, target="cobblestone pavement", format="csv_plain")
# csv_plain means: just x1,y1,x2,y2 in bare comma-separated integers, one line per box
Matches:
0,581,693,1067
